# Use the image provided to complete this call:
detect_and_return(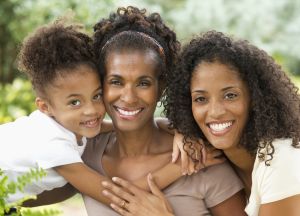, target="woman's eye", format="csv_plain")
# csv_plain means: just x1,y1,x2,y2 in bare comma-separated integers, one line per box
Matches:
70,100,81,106
225,92,238,100
110,79,121,85
93,93,102,101
194,96,207,103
